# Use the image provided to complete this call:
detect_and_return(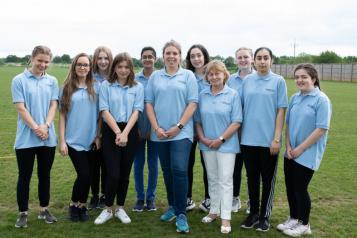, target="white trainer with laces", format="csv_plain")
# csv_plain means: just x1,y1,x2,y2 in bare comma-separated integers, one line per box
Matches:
277,217,299,231
283,222,312,237
94,209,113,225
232,196,242,212
115,208,131,224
